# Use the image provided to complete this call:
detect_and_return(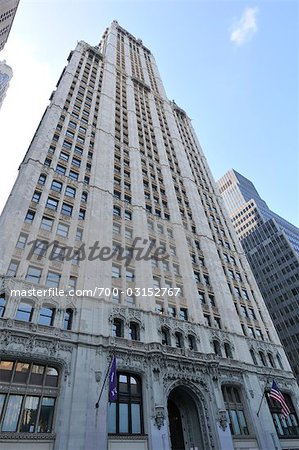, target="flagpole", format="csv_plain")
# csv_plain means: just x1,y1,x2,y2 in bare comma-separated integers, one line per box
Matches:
257,370,273,417
95,354,114,409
